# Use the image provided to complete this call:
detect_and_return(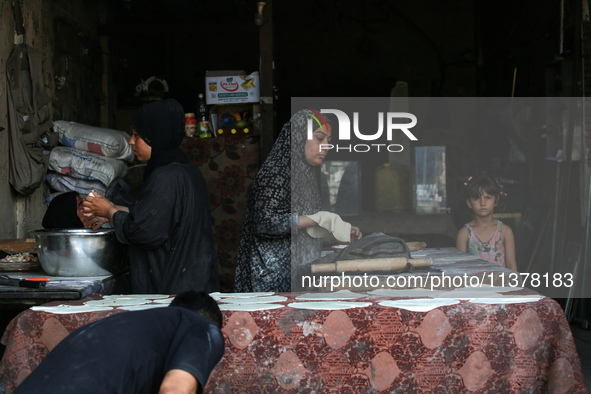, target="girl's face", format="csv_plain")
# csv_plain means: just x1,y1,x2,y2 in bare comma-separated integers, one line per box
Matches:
466,188,497,217
304,124,332,166
129,128,152,162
